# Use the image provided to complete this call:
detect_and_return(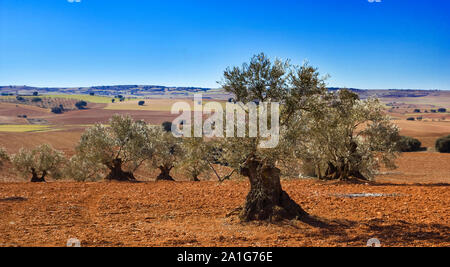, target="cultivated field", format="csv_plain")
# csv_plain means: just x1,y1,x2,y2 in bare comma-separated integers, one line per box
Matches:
0,94,449,247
